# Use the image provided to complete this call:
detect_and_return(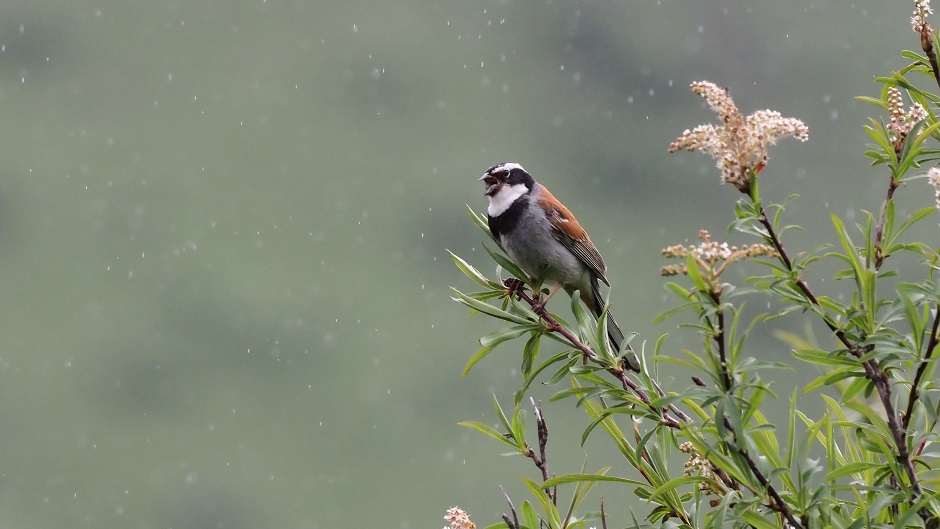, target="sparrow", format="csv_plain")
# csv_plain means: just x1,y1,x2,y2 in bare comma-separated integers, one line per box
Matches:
479,162,629,360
